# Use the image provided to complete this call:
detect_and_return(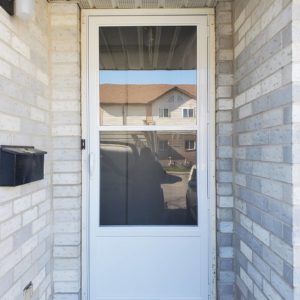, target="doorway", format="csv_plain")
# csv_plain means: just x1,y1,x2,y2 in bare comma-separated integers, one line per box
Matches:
83,10,215,300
